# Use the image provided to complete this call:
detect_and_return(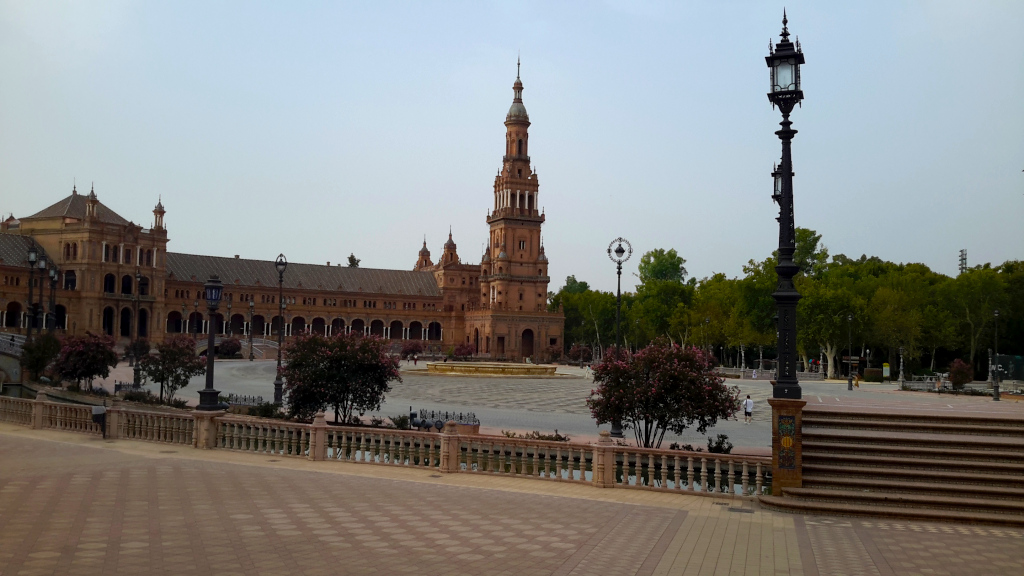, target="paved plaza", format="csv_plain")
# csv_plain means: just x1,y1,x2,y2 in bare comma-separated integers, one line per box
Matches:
1,424,1023,575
